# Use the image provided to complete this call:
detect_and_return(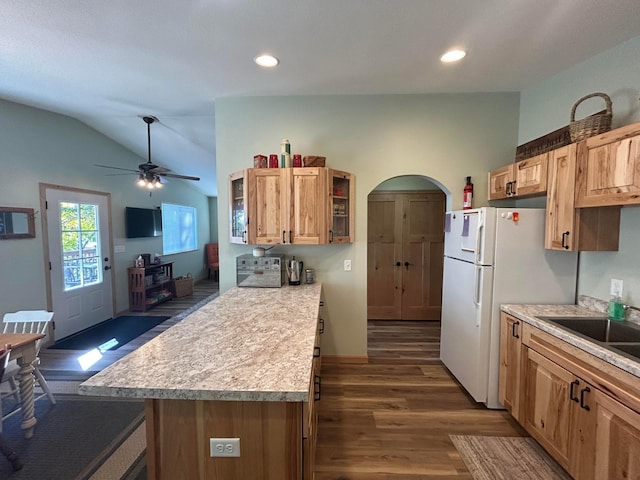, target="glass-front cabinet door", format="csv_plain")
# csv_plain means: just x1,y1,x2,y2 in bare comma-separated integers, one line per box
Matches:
328,169,354,243
229,170,248,244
